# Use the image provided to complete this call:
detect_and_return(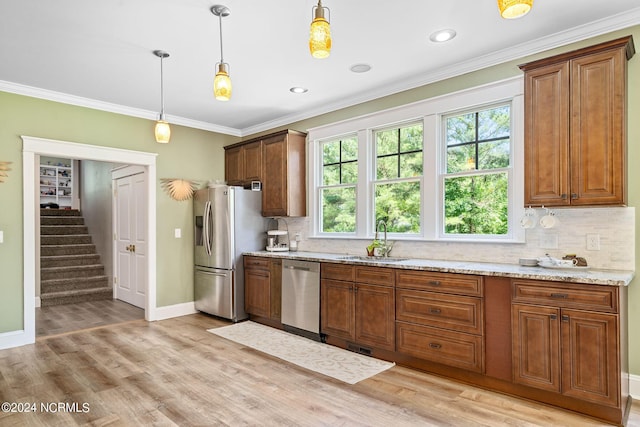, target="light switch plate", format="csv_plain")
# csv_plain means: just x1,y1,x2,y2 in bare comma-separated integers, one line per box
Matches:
0,230,3,243
174,228,181,238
